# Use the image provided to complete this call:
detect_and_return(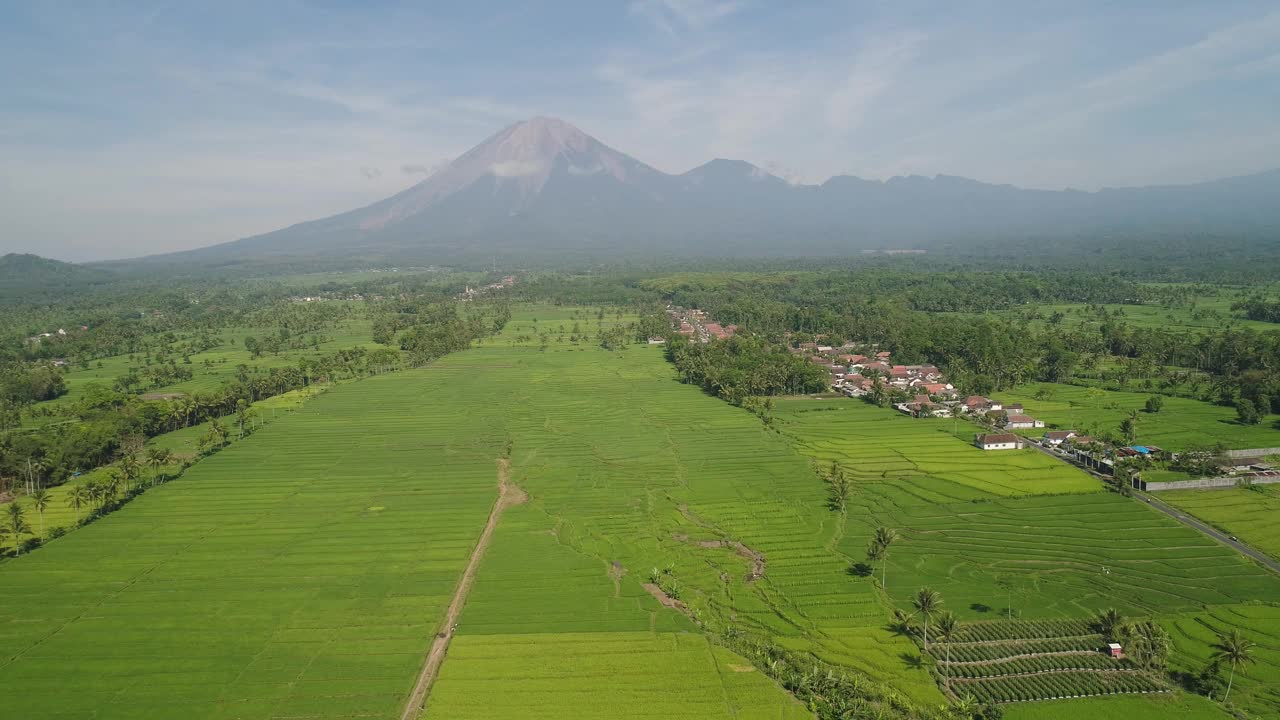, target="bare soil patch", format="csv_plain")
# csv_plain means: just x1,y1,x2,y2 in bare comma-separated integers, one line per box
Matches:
642,582,687,611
